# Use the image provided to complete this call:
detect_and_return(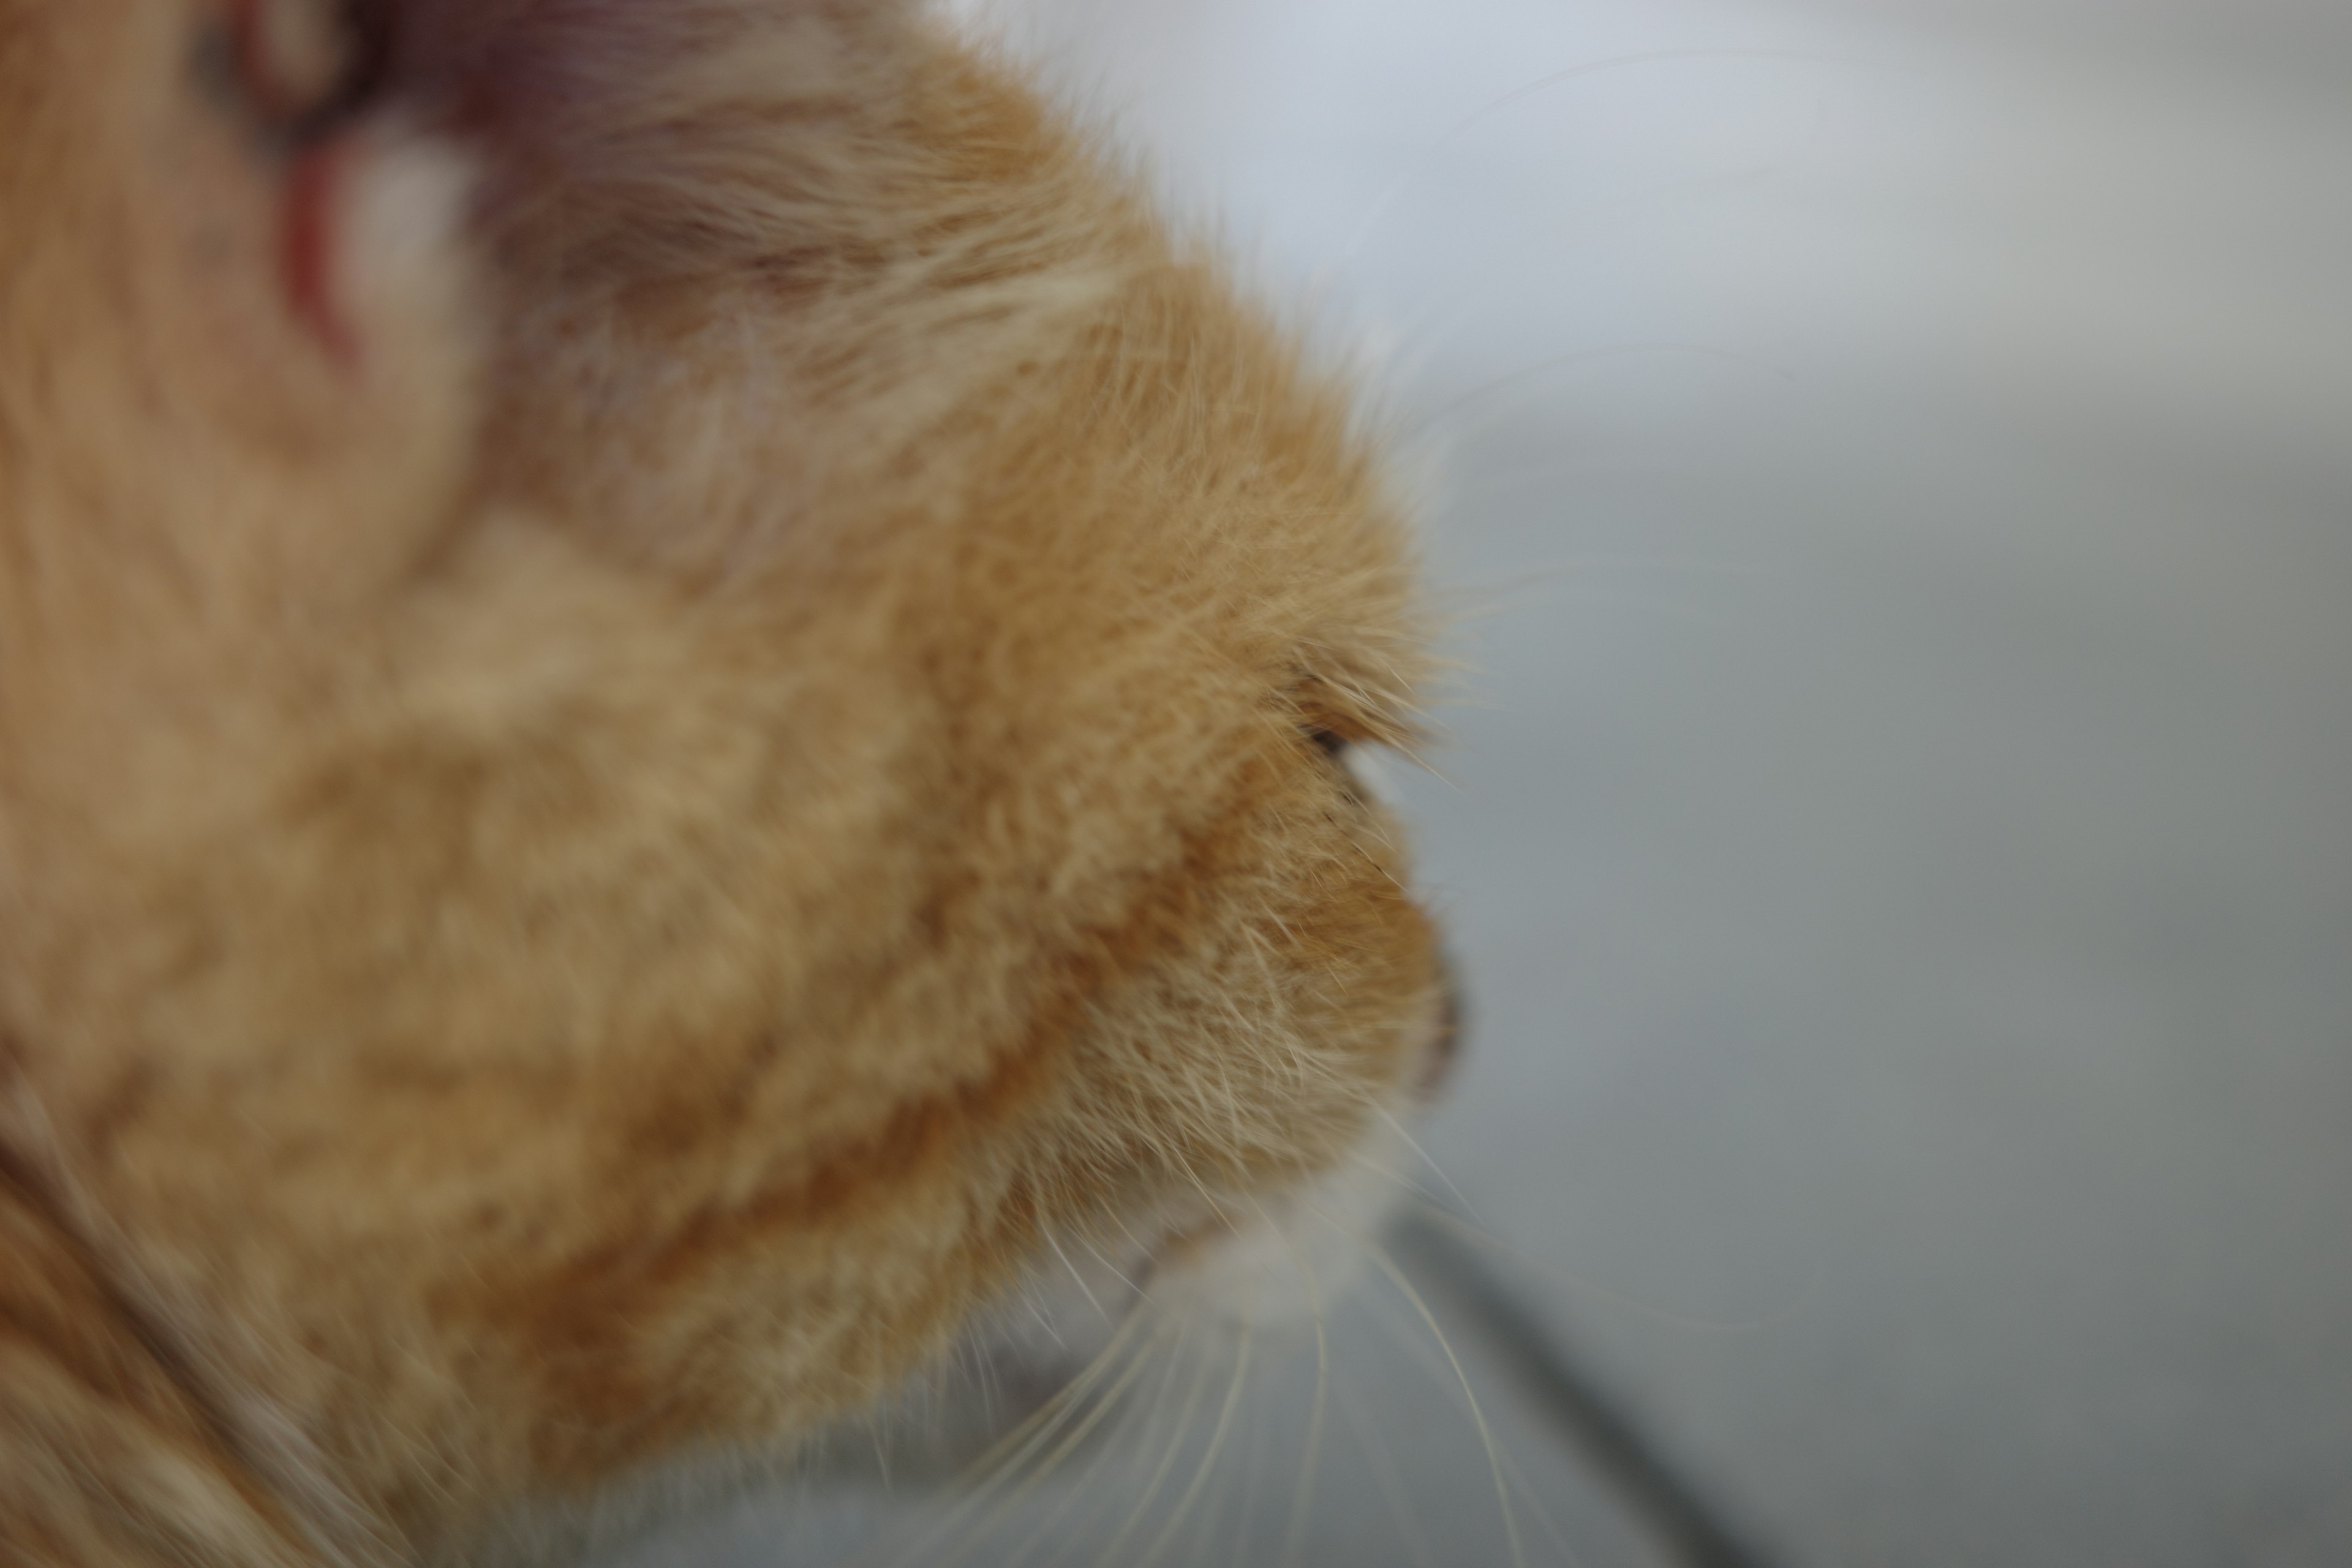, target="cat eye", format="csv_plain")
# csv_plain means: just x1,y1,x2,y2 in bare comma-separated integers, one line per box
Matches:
1305,723,1407,815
